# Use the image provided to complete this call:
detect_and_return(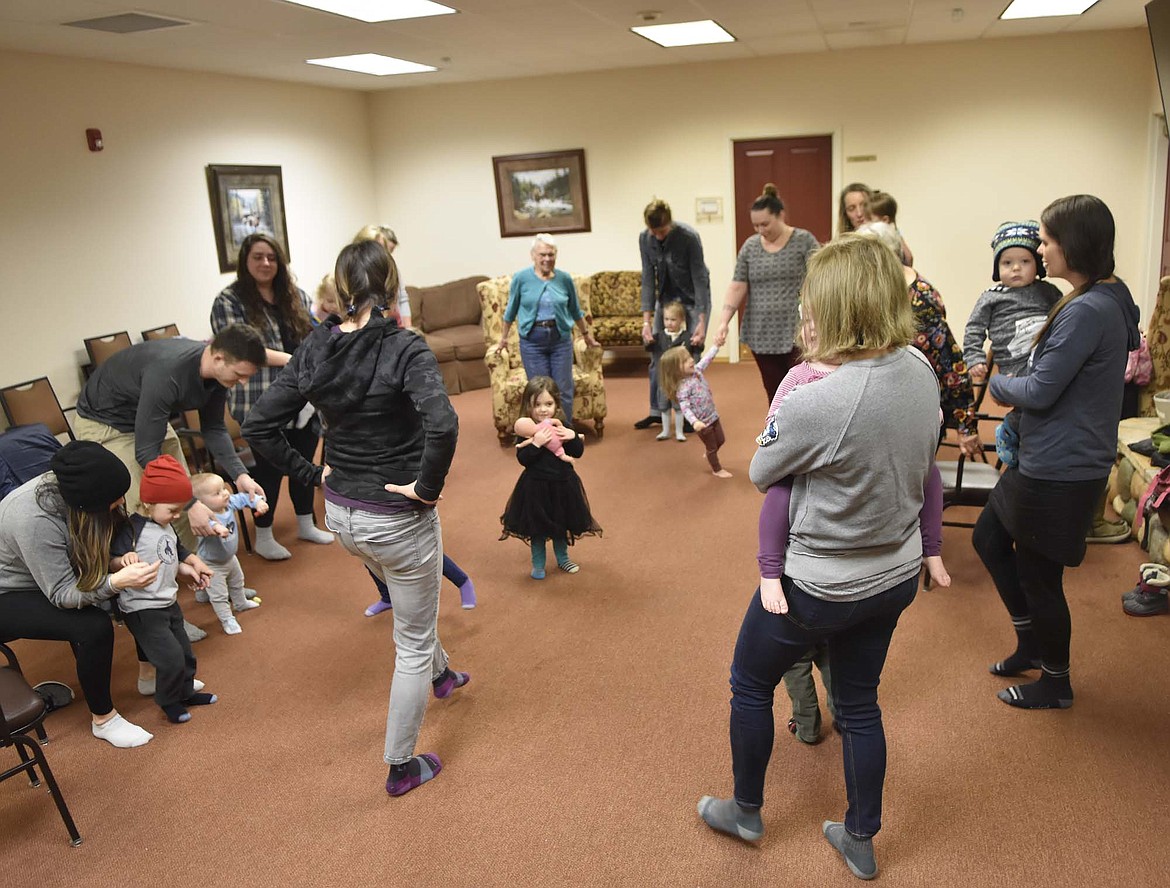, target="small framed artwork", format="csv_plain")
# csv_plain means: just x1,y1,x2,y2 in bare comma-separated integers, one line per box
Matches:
492,149,590,238
205,164,290,273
